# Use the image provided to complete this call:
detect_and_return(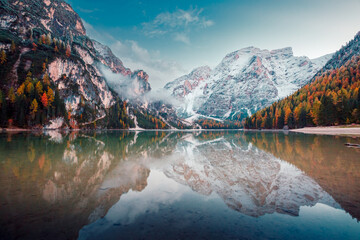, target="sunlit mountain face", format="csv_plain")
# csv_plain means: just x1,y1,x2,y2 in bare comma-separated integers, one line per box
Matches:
0,131,359,239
